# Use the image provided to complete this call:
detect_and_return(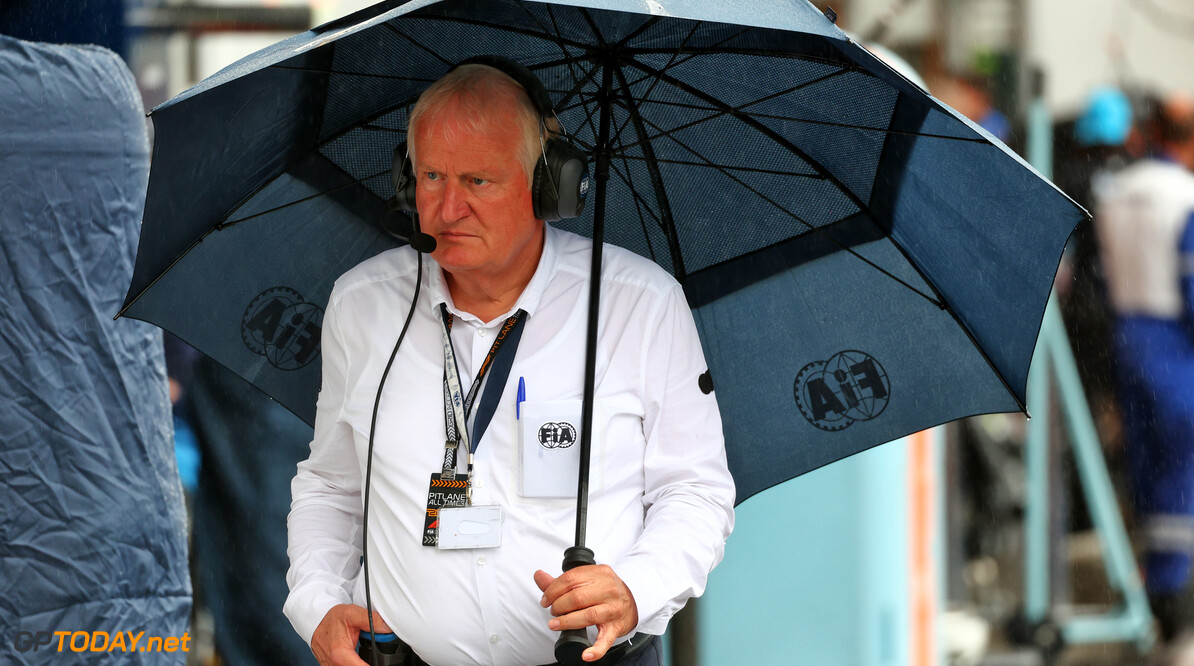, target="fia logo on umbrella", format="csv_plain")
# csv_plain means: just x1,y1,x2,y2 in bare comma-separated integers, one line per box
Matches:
241,287,323,371
794,351,890,431
537,422,577,449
